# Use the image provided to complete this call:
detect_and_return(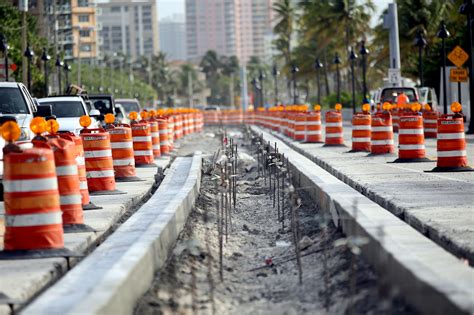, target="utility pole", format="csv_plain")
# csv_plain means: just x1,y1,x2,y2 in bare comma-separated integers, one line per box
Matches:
383,2,402,86
240,66,248,110
77,28,82,87
20,0,28,87
188,69,194,108
229,72,234,108
460,0,474,133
